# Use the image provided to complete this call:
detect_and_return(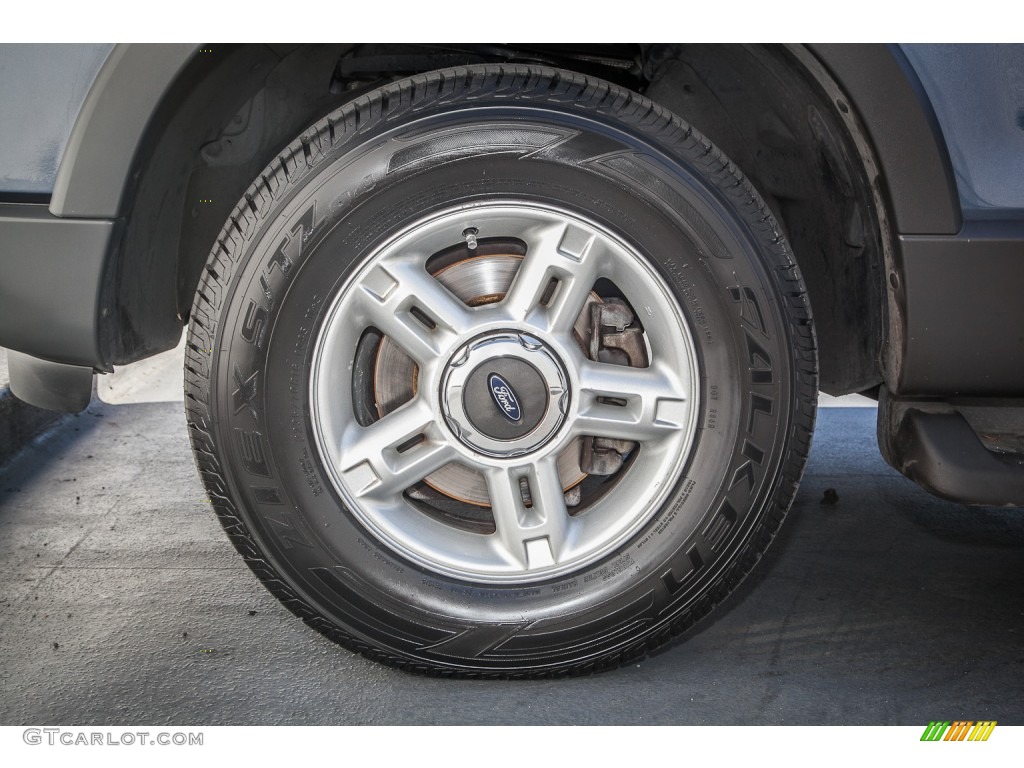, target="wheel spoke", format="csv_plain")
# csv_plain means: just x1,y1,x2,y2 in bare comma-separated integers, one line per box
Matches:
485,458,570,571
572,358,691,443
354,258,473,365
503,222,606,335
338,397,456,500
